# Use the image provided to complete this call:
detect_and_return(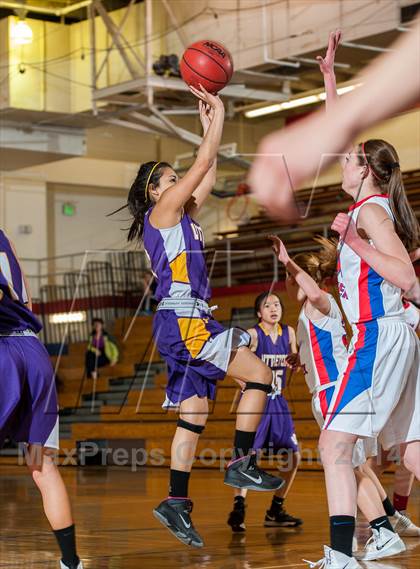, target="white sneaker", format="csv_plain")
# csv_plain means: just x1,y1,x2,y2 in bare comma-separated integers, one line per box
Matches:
355,527,406,561
60,562,84,569
391,510,420,537
303,545,362,569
